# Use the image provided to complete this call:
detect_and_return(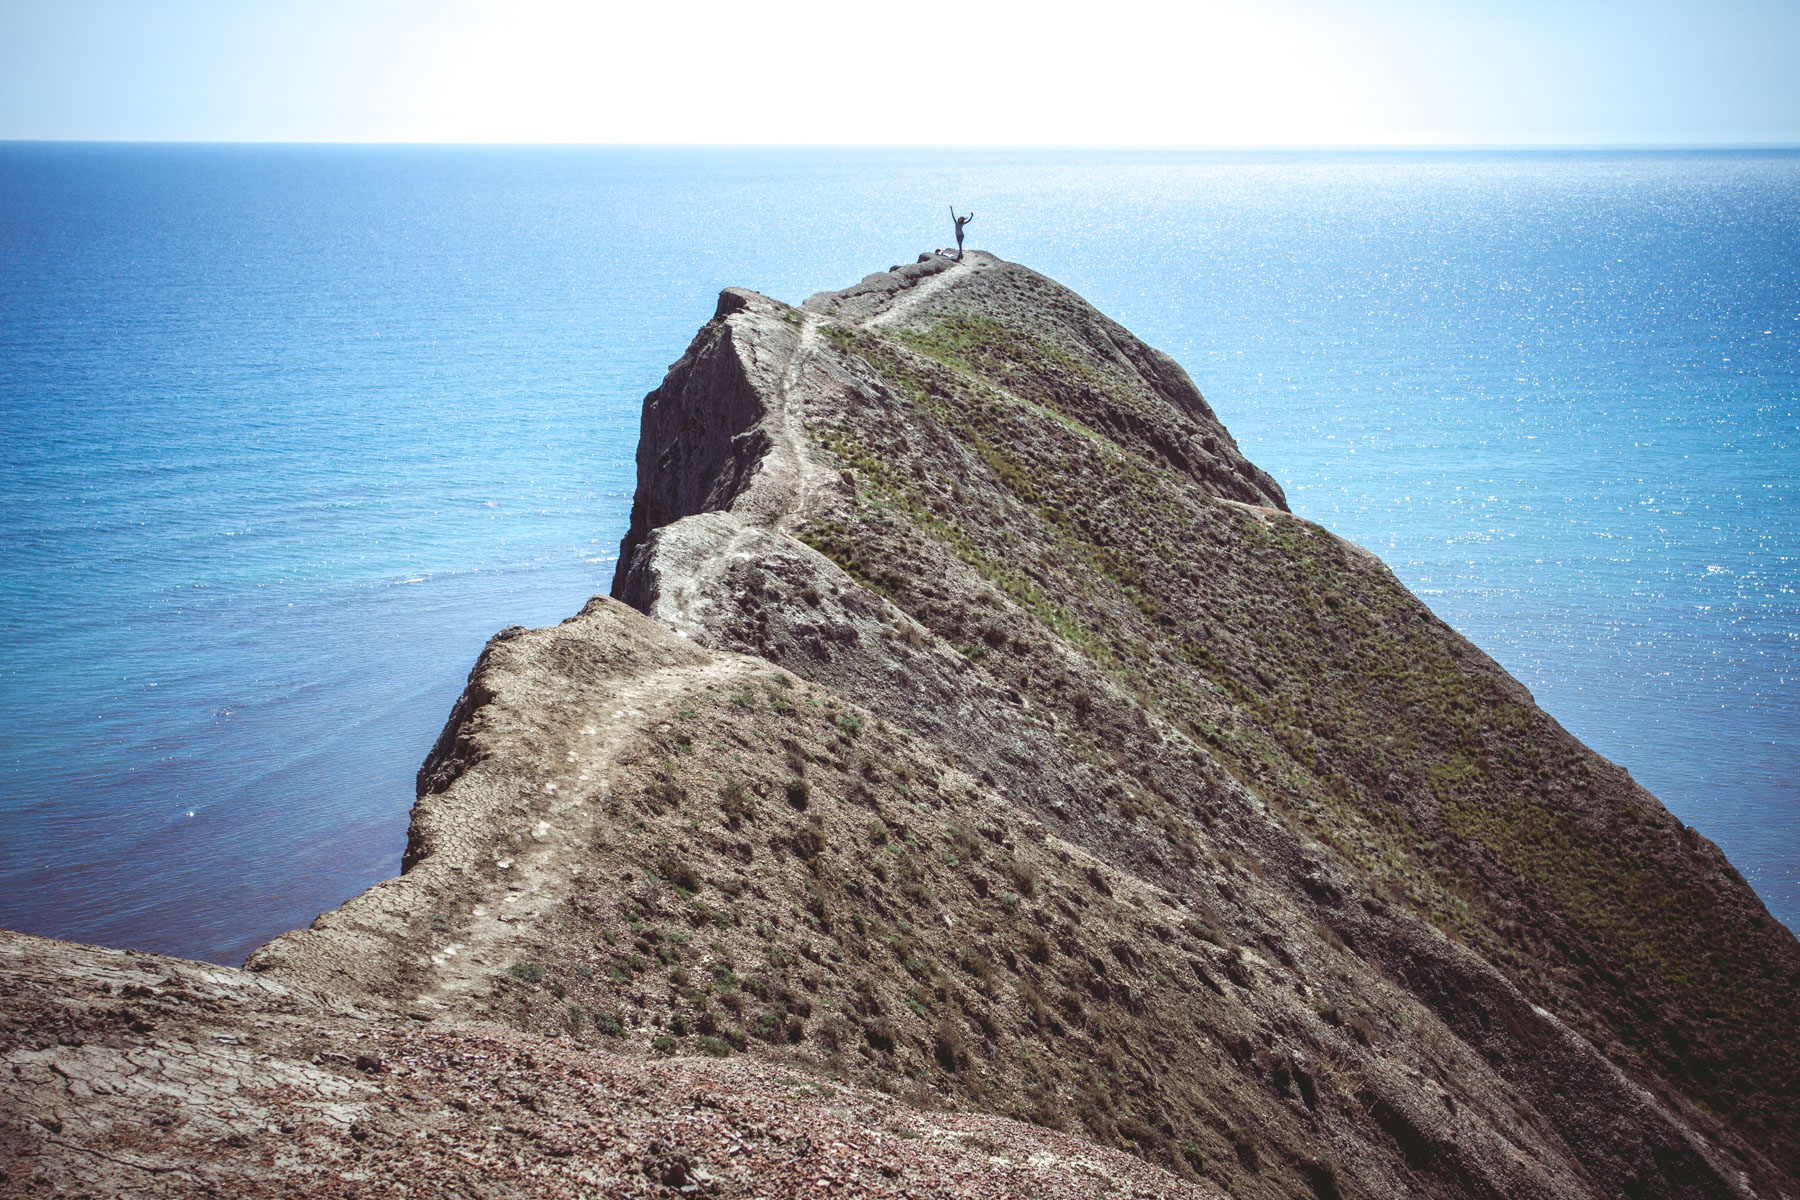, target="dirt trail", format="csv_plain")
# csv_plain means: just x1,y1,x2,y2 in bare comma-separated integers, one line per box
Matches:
862,254,989,330
410,652,756,1018
407,248,1093,1025
754,253,989,542
769,311,827,534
